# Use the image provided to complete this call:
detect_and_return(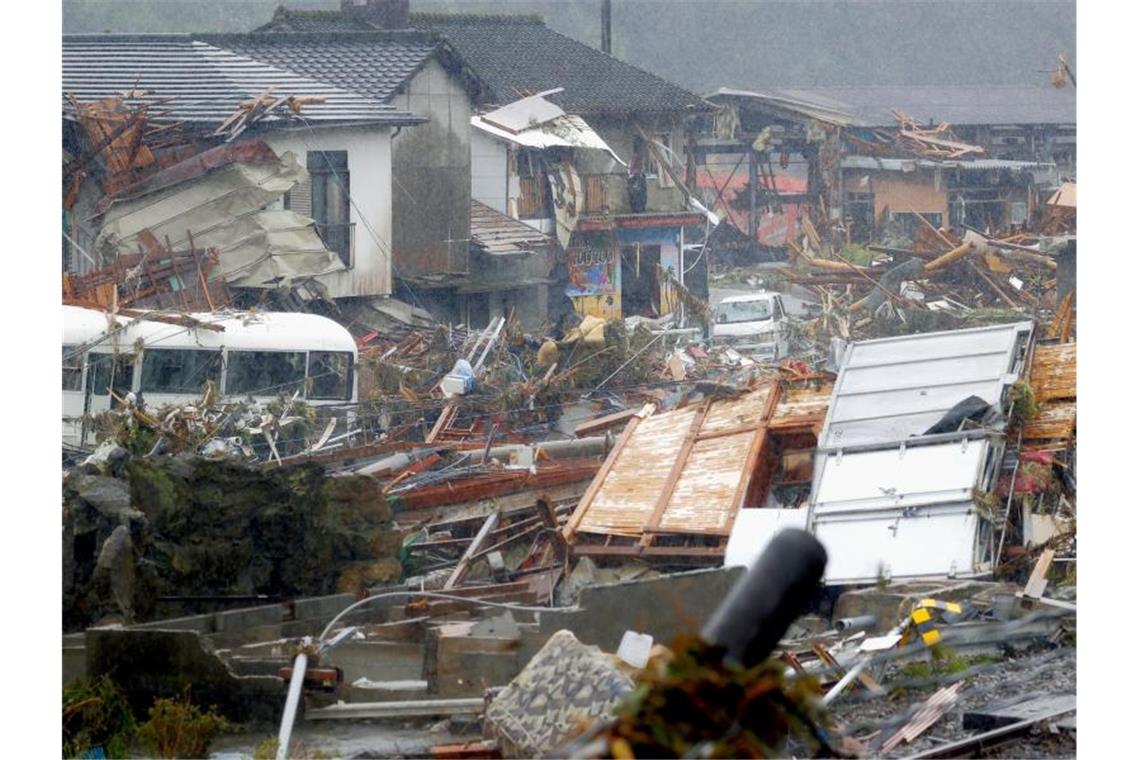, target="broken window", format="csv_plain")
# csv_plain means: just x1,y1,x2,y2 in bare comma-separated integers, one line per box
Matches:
308,151,352,267
225,351,306,397
141,348,222,394
308,351,354,401
63,346,83,391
